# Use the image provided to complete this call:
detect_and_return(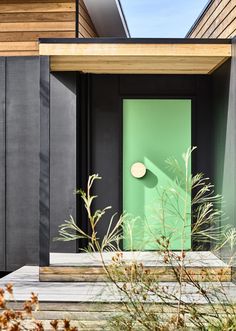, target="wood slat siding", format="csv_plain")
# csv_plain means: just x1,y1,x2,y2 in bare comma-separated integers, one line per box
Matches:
0,0,97,56
188,0,236,39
